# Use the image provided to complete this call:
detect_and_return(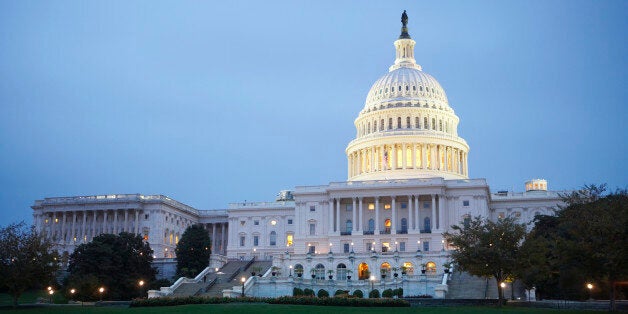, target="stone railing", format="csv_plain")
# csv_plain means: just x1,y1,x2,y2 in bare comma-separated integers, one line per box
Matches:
36,194,200,216
348,129,469,147
228,201,295,209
